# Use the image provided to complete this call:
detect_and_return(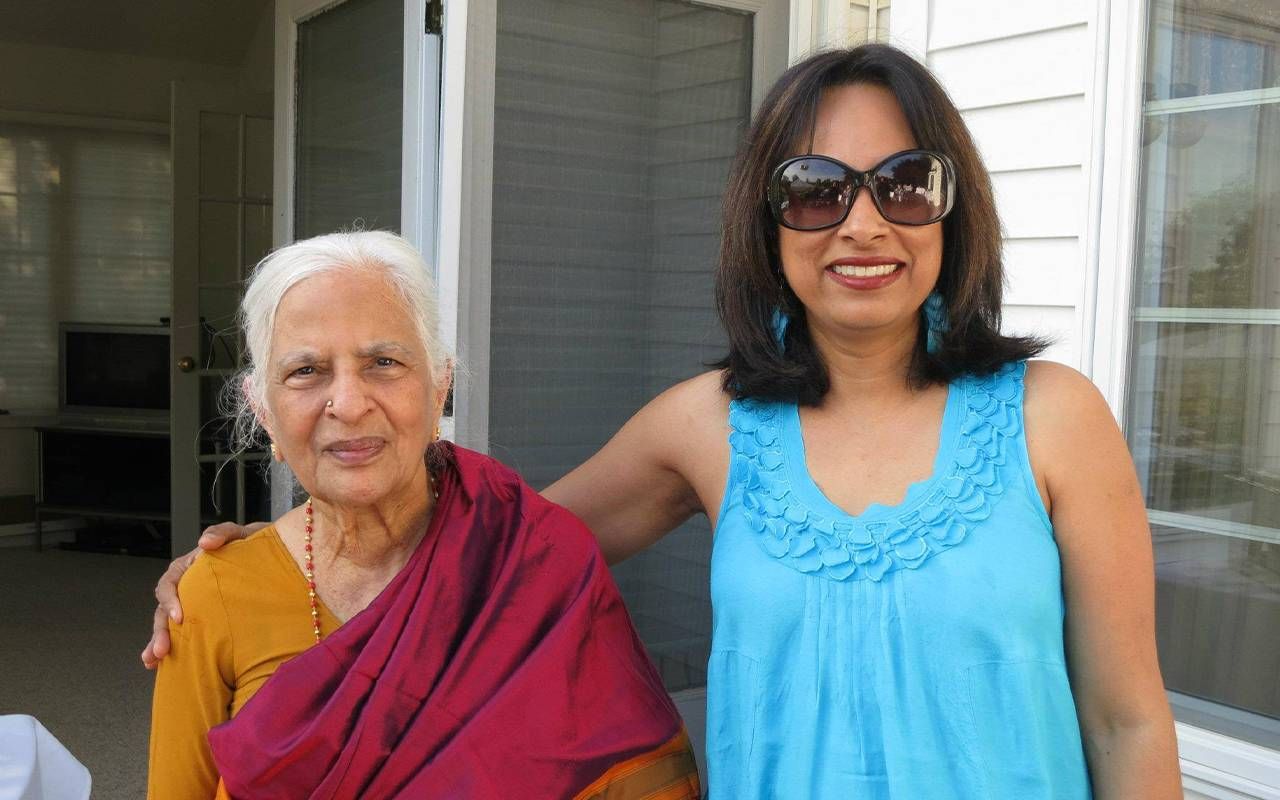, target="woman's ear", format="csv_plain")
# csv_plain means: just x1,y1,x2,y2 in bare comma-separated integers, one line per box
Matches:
435,359,455,417
243,375,275,443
